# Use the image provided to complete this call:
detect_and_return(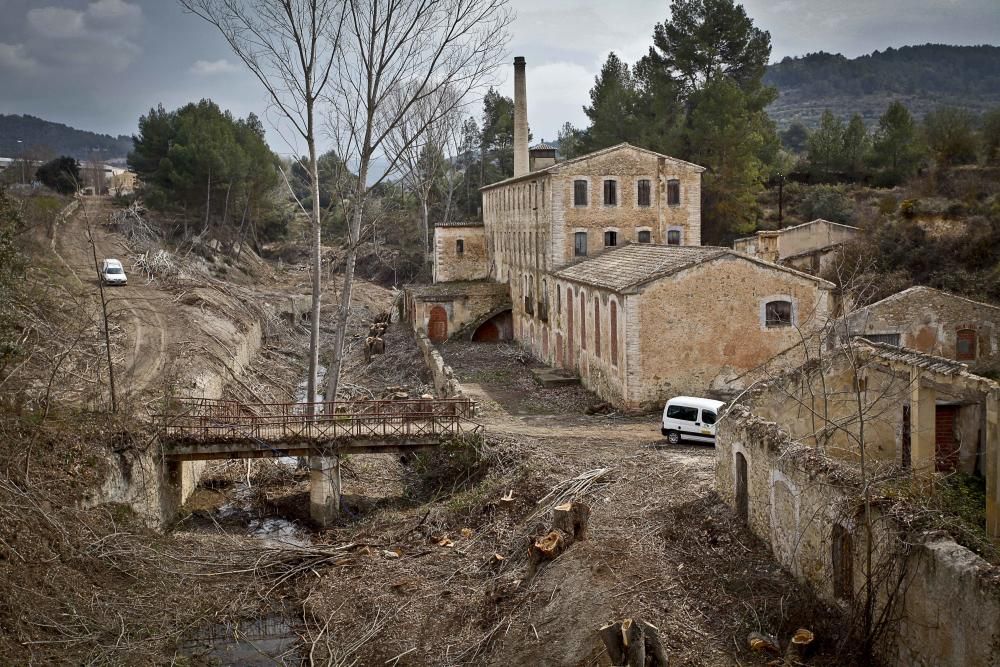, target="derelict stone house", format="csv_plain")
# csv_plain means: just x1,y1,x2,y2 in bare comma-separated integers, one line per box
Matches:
405,55,836,409
842,285,1000,365
732,218,858,275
